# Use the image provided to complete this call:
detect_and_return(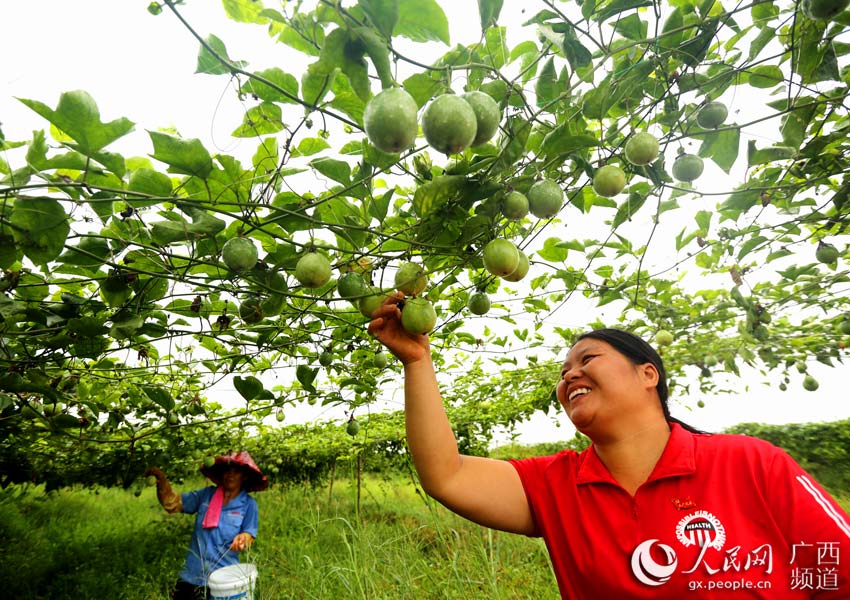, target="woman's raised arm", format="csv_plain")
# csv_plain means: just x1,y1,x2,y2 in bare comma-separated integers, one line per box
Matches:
368,294,534,535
